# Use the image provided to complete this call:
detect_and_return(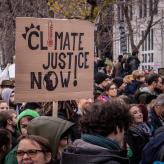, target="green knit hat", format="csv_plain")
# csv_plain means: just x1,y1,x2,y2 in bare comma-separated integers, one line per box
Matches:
17,109,40,132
